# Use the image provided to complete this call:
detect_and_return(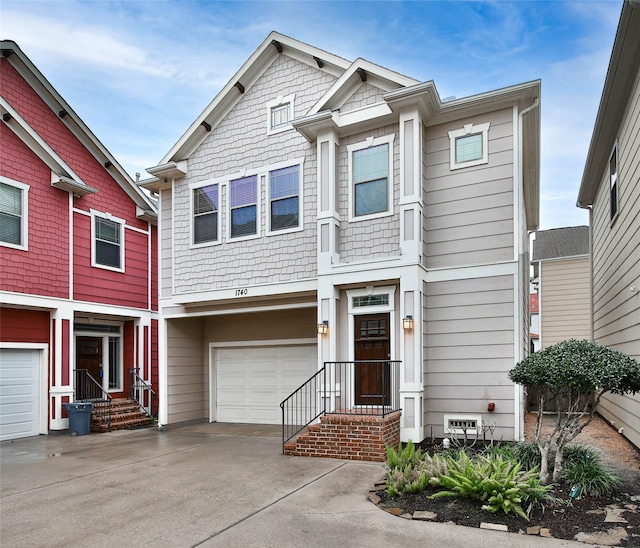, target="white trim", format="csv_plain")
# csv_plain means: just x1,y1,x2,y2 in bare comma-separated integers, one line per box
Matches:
189,180,221,248
74,323,124,394
448,122,490,170
347,133,395,222
161,300,316,320
0,342,49,436
90,209,125,273
444,414,482,435
0,176,29,251
266,93,296,135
